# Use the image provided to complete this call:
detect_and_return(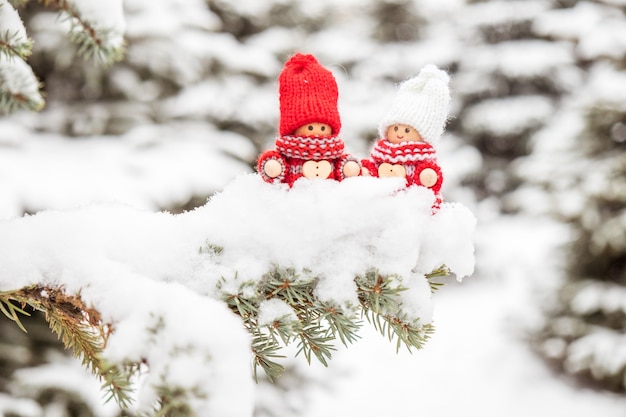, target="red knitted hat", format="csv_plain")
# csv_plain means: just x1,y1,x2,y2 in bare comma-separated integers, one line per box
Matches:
278,53,341,136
